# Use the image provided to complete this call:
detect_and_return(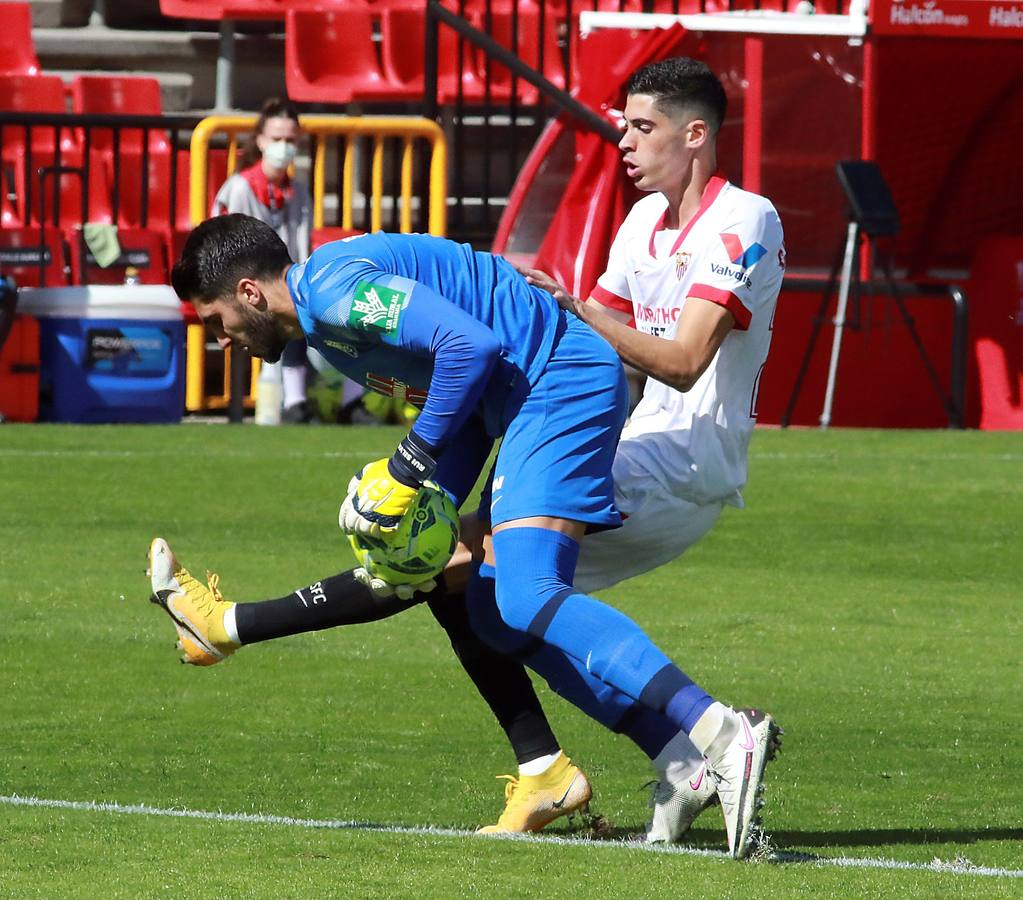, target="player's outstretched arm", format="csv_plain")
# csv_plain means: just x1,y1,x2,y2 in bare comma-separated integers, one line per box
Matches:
339,274,503,538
